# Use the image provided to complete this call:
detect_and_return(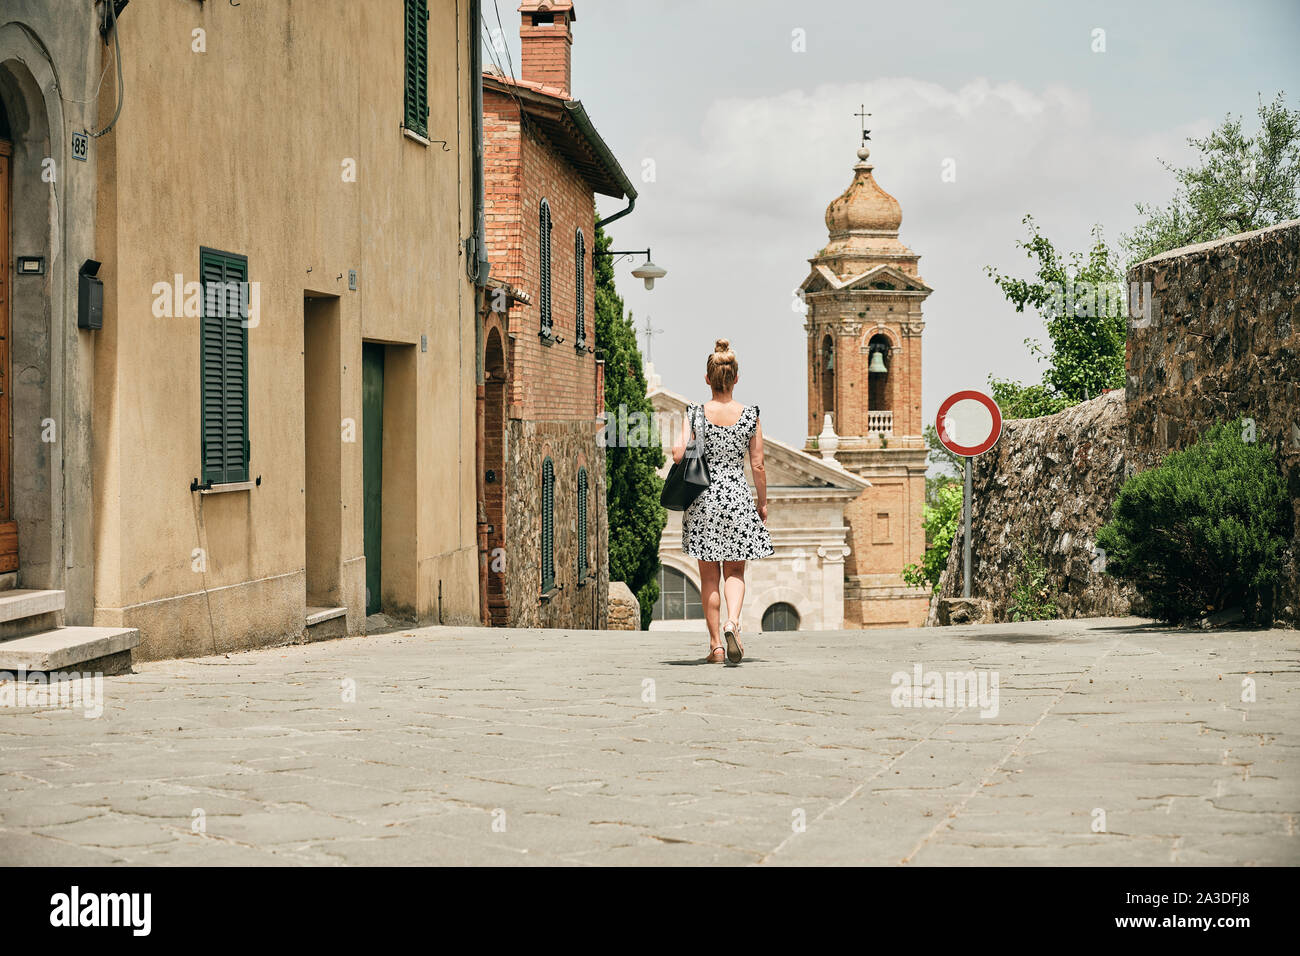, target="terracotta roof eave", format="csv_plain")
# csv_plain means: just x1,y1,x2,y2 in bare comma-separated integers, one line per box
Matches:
562,99,637,202
483,75,635,200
